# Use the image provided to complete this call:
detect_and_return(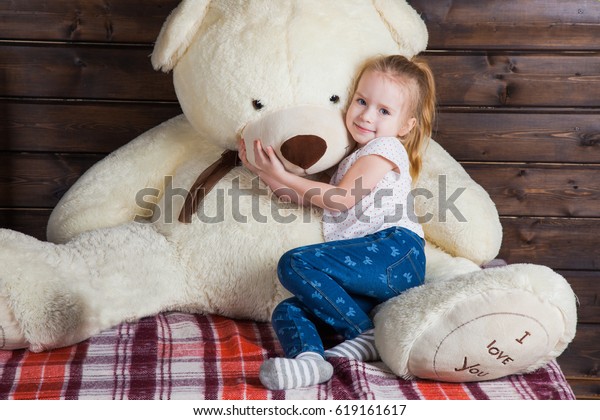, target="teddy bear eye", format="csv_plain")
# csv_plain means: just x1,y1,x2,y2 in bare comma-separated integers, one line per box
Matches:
330,95,340,104
252,99,264,110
